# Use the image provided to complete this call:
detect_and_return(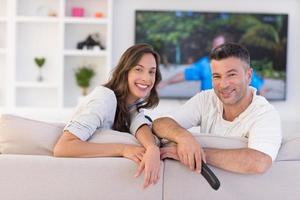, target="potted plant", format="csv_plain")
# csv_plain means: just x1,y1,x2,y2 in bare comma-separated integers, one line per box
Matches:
34,57,46,82
75,66,95,96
